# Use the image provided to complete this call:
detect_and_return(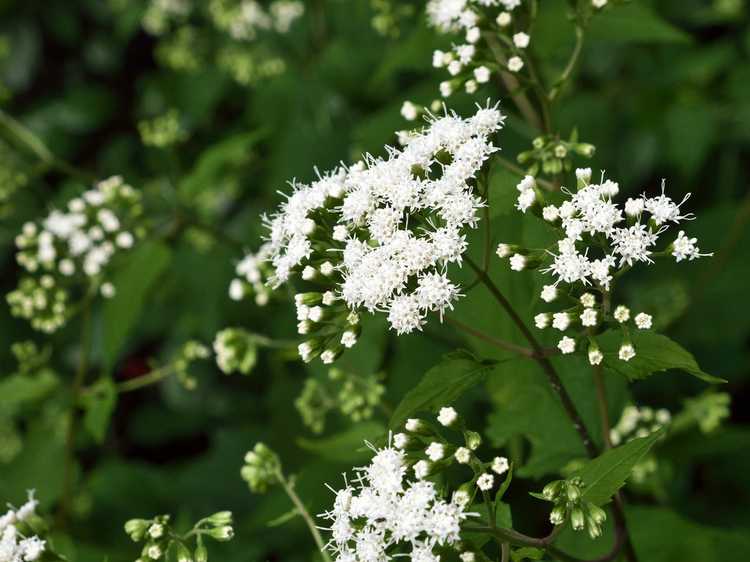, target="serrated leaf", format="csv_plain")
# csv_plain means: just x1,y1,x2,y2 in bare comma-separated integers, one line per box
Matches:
576,432,662,506
598,331,725,384
389,350,497,428
102,242,172,372
81,376,117,444
297,421,385,462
